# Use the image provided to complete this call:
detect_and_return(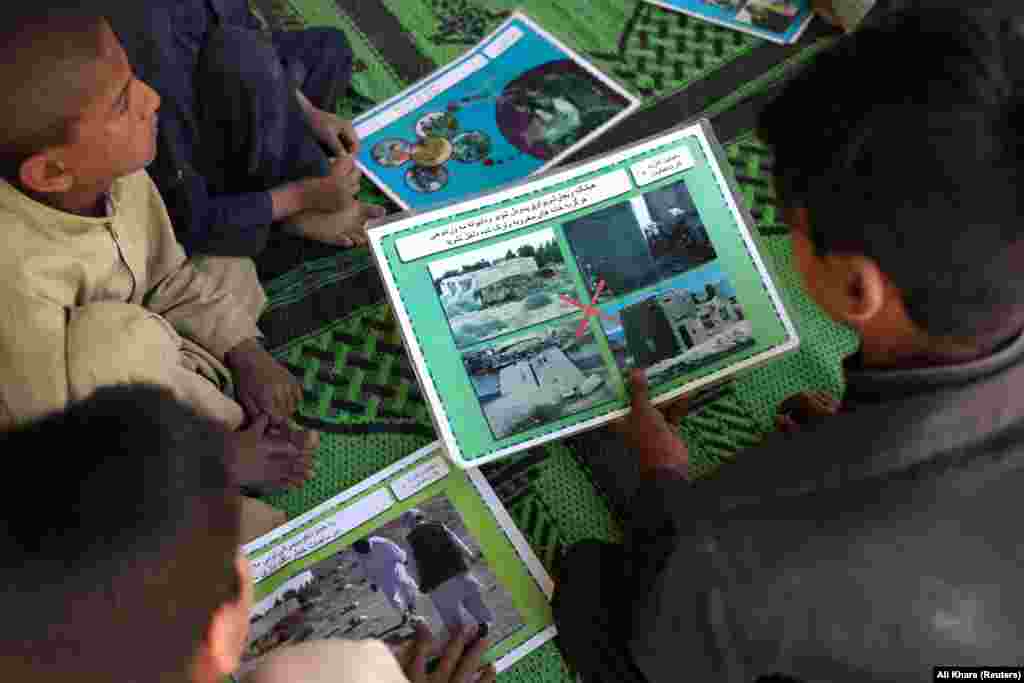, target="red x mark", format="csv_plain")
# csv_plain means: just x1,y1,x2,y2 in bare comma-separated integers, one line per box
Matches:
561,279,616,337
